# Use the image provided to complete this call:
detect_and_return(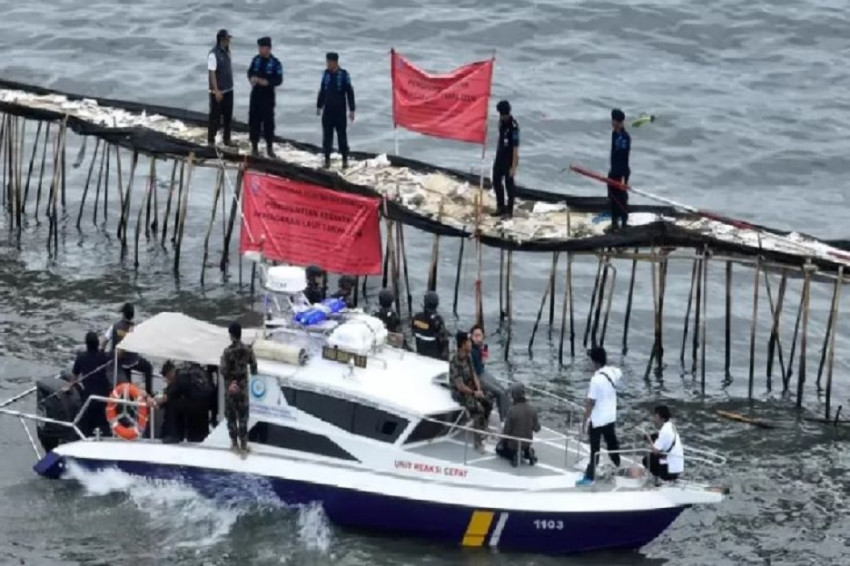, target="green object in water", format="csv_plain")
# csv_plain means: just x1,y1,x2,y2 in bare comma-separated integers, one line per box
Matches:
631,114,656,128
